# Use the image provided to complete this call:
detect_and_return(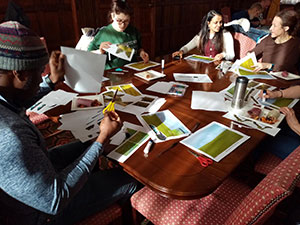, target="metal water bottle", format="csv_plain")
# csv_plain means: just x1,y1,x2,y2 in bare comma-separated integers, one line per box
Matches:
231,77,248,109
